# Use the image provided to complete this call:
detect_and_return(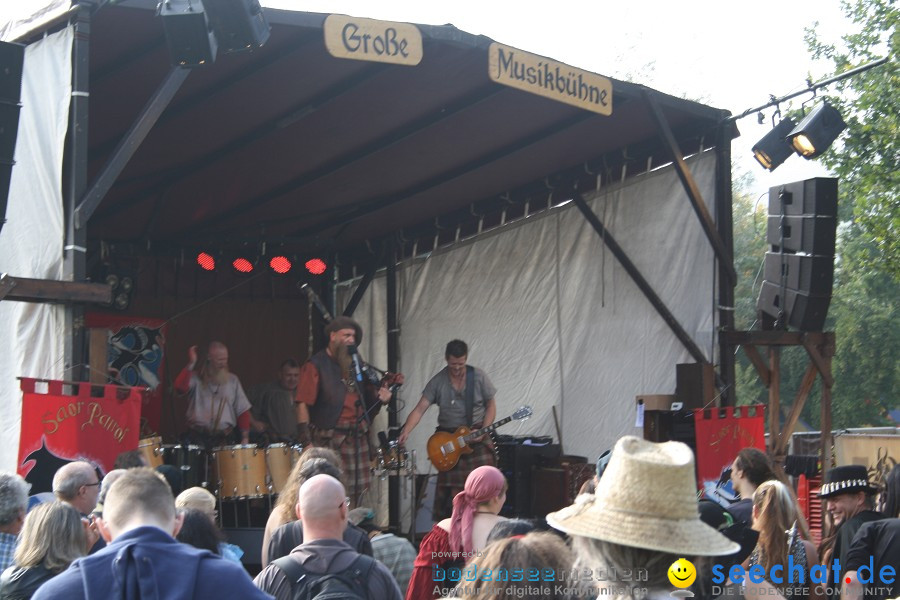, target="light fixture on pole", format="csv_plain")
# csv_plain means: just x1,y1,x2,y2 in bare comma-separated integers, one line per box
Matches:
752,116,797,171
788,101,847,159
